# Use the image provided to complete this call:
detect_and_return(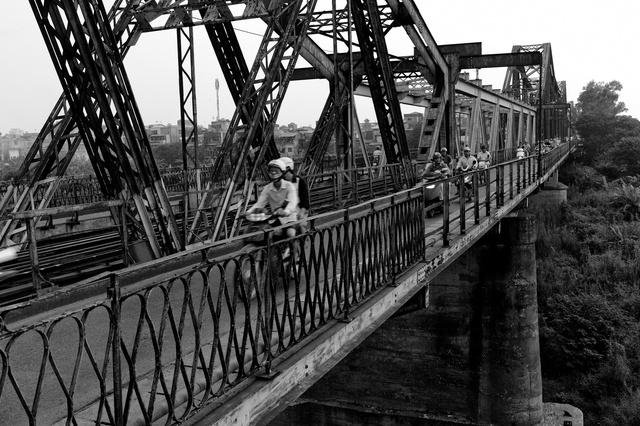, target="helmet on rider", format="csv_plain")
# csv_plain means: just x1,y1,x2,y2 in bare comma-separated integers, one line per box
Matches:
267,159,287,180
463,146,471,154
440,147,447,153
280,157,294,173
